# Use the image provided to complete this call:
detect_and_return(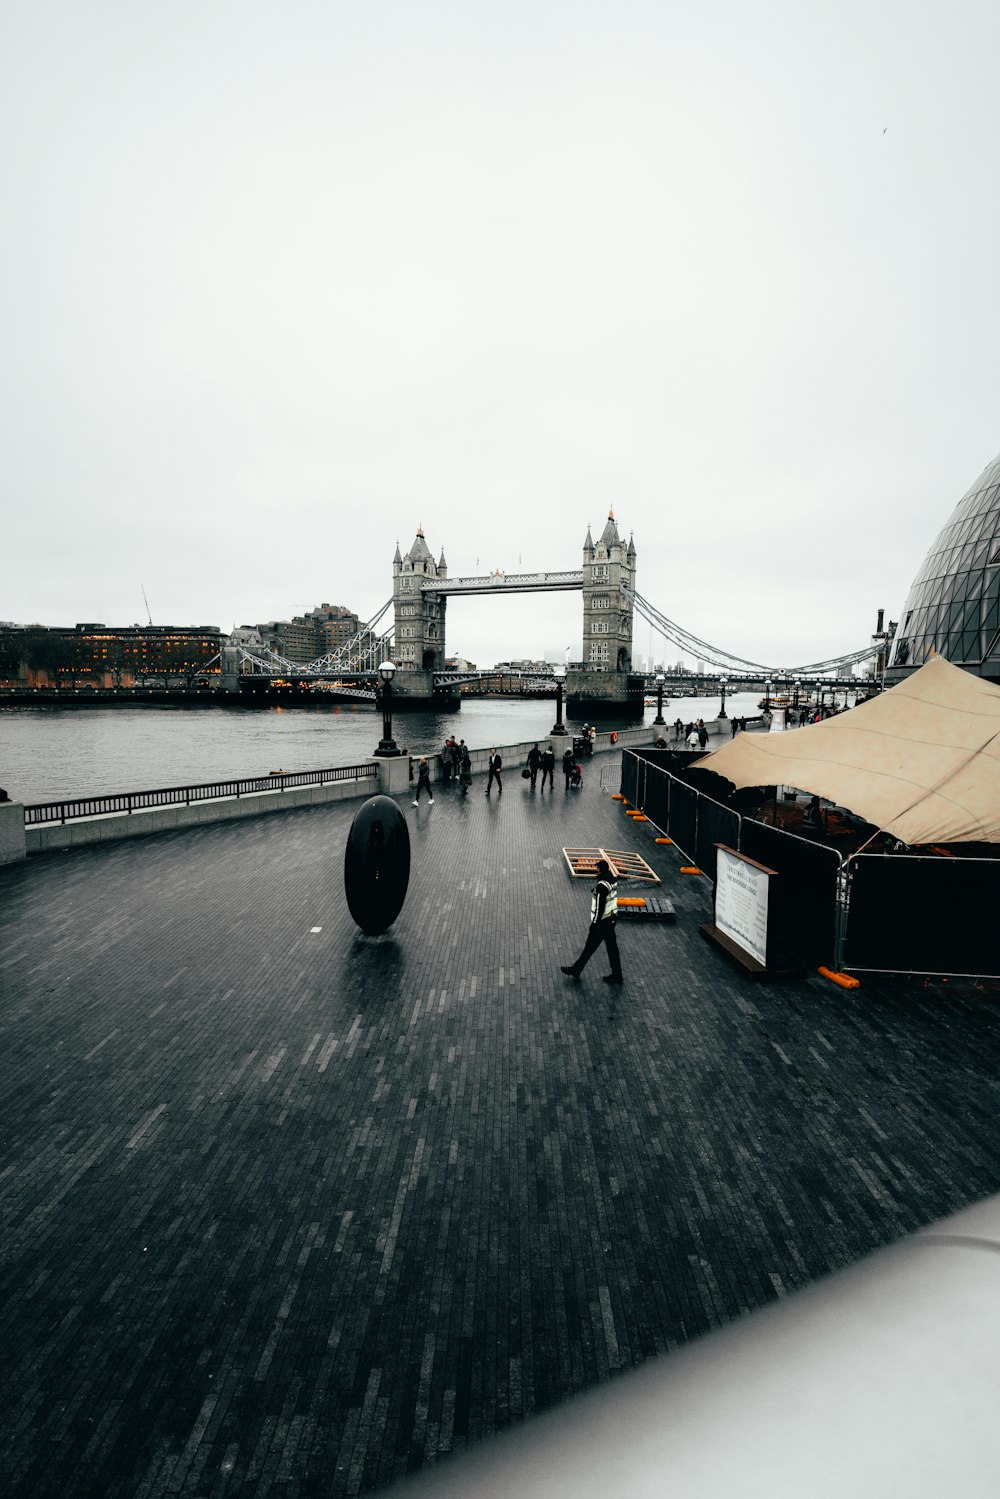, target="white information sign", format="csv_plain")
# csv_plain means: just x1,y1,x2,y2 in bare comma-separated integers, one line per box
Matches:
715,846,770,967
